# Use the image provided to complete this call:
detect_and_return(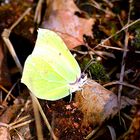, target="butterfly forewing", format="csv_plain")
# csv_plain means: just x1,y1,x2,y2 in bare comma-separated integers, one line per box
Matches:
34,29,81,82
21,55,70,100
